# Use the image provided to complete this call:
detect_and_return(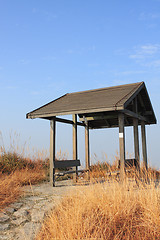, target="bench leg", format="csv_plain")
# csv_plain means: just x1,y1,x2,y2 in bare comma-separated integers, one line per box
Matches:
53,168,55,187
73,166,78,183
